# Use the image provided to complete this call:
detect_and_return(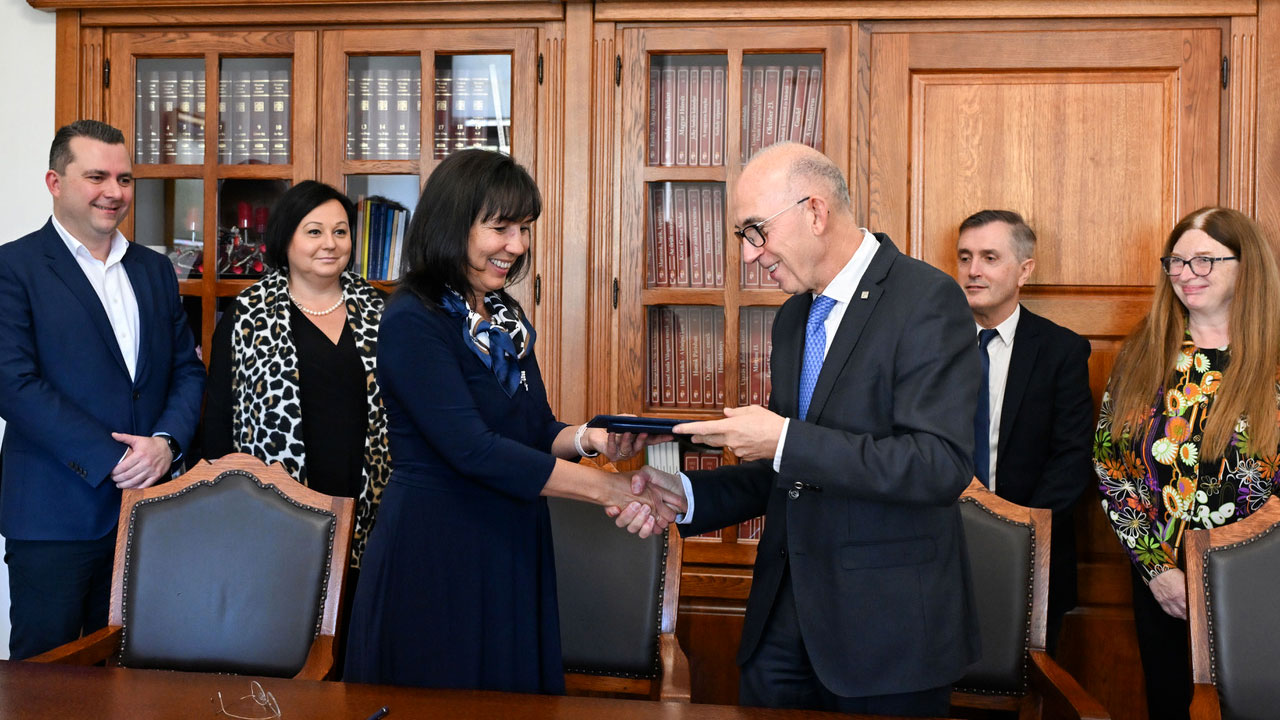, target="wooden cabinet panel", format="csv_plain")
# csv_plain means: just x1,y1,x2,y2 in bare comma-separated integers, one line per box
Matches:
868,22,1225,720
